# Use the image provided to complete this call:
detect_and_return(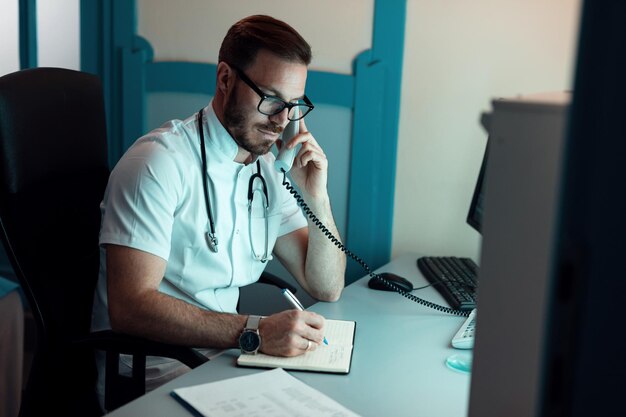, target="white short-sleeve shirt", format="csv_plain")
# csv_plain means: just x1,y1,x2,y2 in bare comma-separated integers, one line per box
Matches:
92,102,307,331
